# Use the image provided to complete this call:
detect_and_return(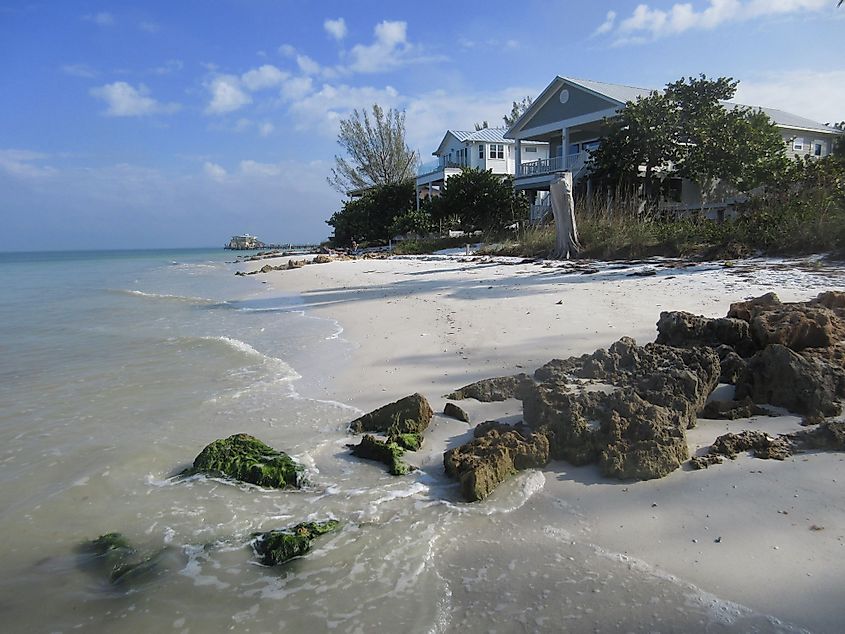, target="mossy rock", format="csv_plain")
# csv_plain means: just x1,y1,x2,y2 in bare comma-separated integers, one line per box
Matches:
349,435,411,475
79,533,166,585
183,433,304,488
390,432,422,451
252,520,340,566
348,393,433,436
